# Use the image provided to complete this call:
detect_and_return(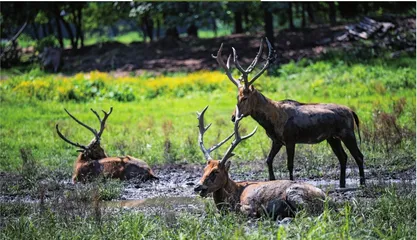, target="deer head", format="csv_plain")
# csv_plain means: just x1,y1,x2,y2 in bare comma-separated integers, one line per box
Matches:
212,38,274,121
194,106,257,197
56,107,113,162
